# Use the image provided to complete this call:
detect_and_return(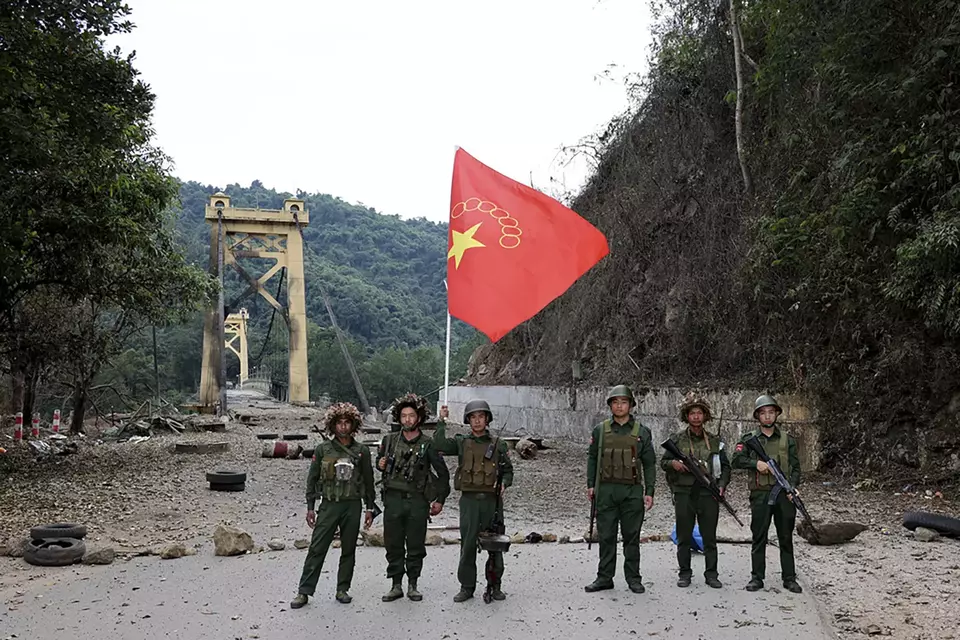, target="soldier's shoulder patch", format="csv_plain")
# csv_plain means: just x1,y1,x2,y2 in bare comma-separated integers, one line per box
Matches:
735,443,744,452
